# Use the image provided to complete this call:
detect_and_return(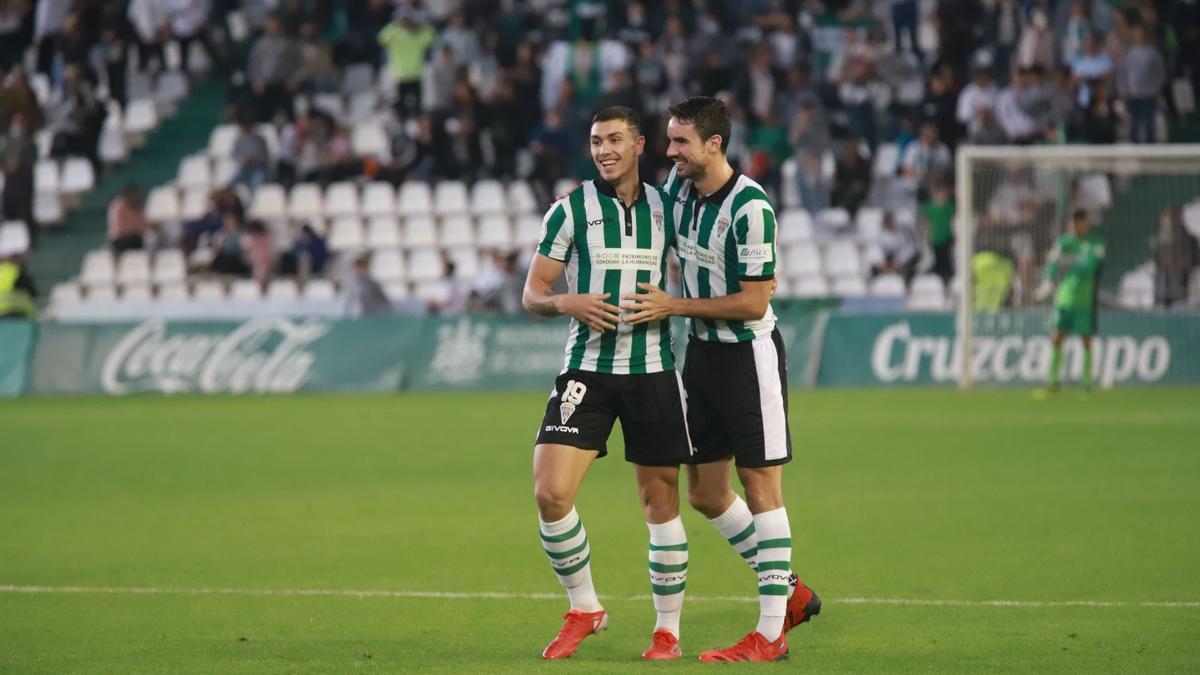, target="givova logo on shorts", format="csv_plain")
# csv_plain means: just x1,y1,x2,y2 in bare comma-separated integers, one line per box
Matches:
560,380,587,424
